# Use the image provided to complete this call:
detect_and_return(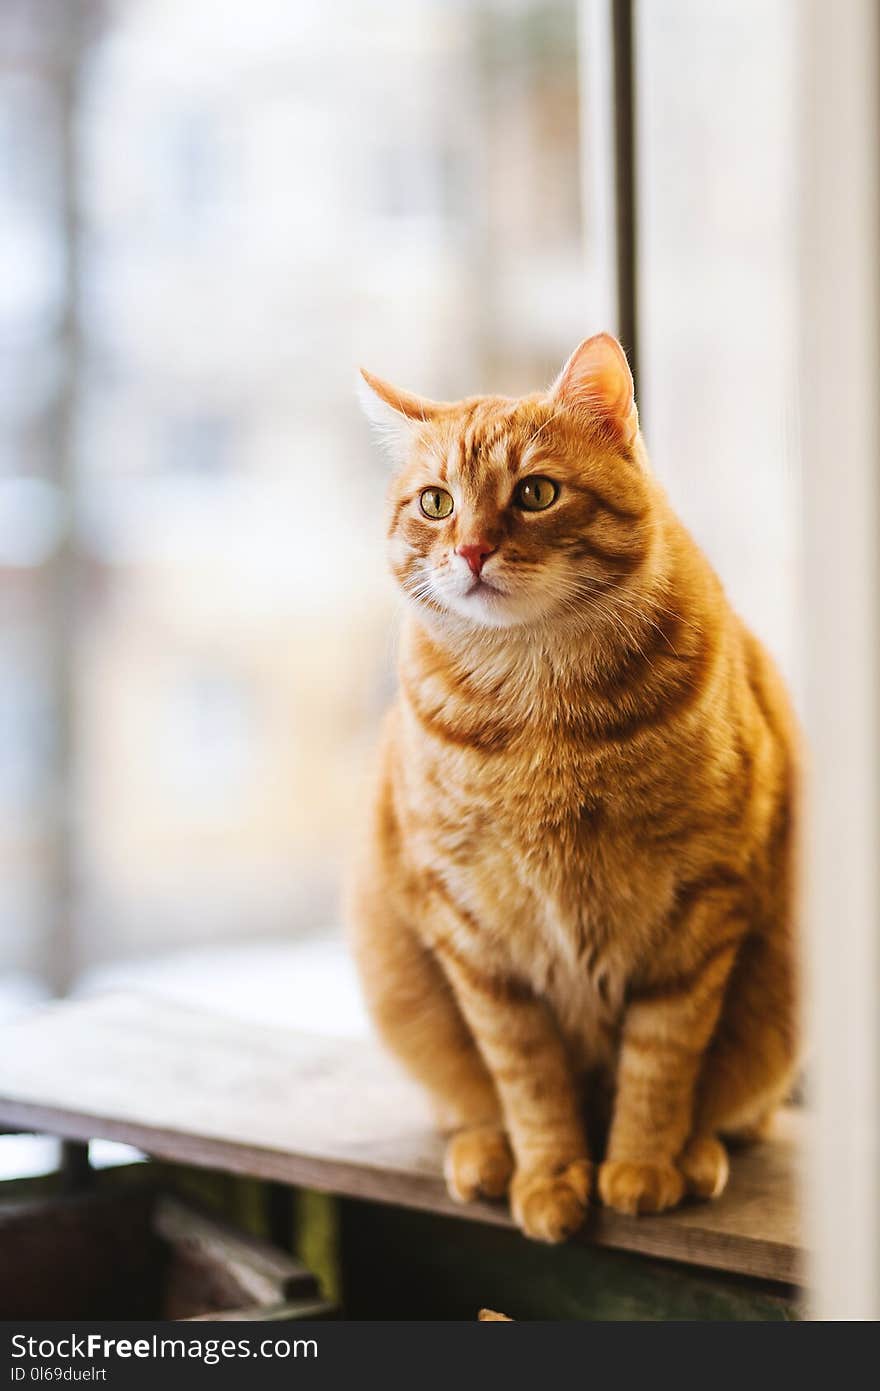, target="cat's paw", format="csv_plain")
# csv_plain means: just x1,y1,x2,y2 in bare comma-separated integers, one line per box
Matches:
444,1125,514,1203
598,1159,684,1215
510,1159,591,1243
678,1135,729,1200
